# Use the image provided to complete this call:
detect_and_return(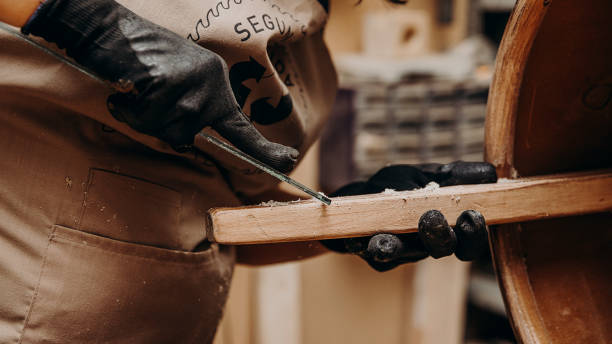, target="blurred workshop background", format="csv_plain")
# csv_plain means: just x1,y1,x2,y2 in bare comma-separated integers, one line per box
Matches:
215,1,516,343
